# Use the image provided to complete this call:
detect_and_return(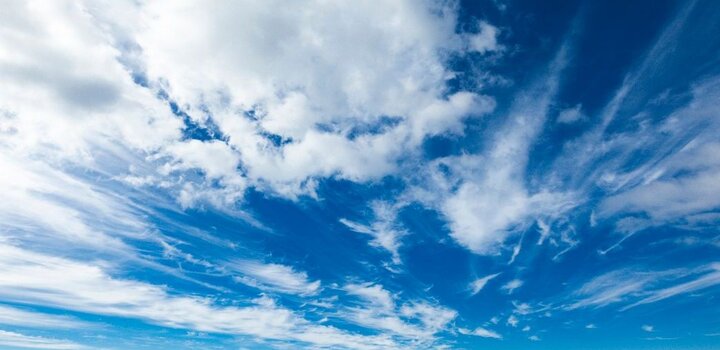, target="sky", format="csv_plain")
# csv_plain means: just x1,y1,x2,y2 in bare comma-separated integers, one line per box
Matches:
0,0,719,349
